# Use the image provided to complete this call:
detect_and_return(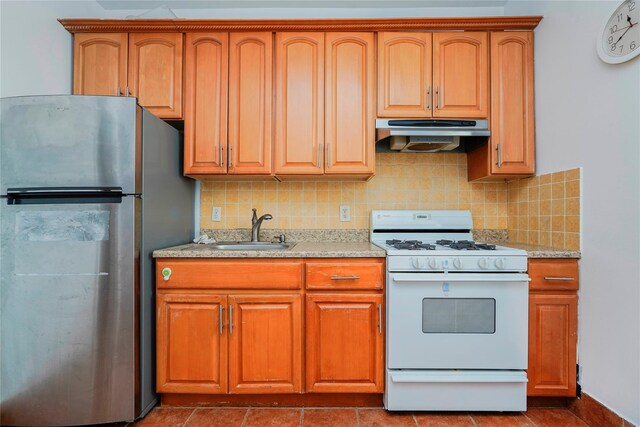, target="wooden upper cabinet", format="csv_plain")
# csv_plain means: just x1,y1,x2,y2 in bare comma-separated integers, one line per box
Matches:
433,32,488,118
306,293,384,393
73,33,128,96
228,32,273,175
128,33,183,119
274,32,325,175
184,33,228,175
228,294,302,394
490,31,535,175
378,32,432,118
156,293,228,394
325,32,375,175
528,293,578,396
